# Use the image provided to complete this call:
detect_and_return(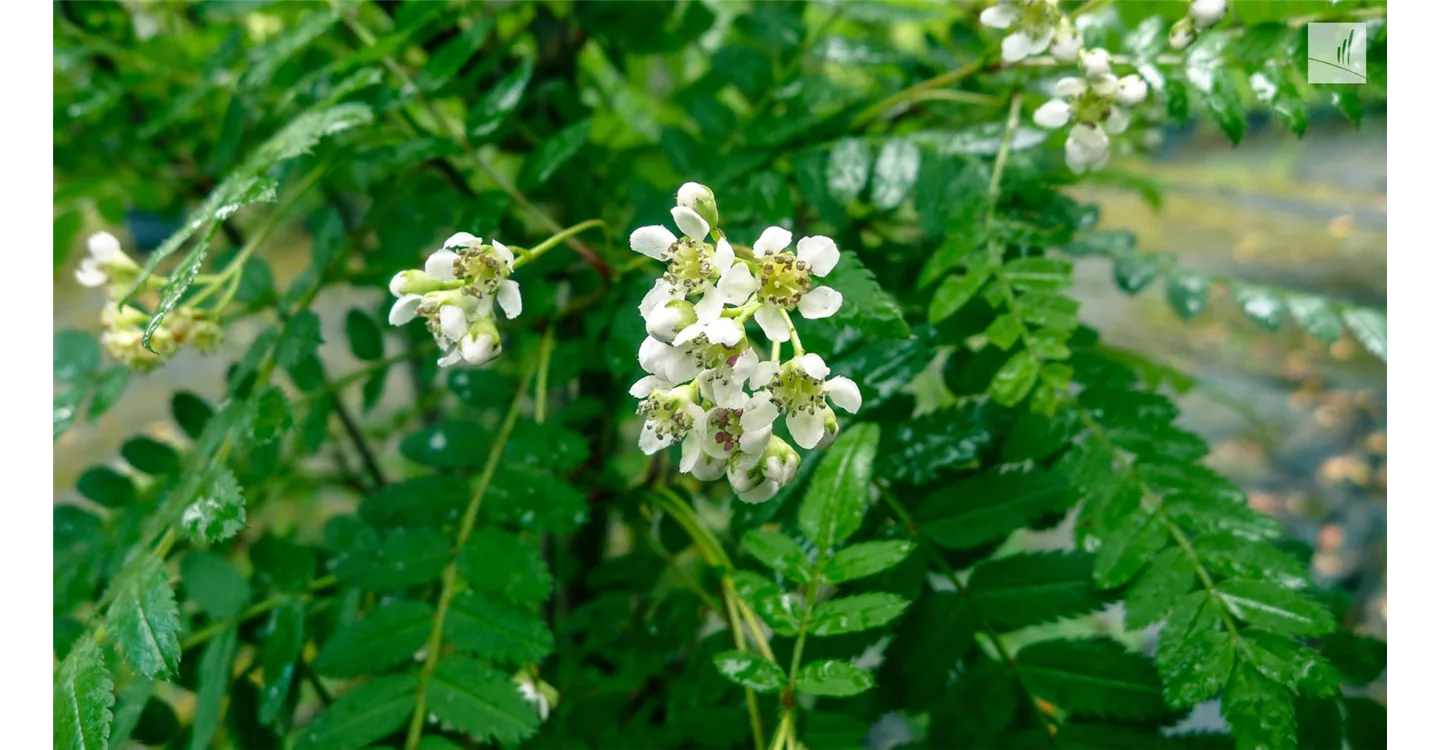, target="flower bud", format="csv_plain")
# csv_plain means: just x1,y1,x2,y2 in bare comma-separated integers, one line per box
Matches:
676,182,719,233
1051,23,1081,63
645,299,698,345
389,269,449,296
1115,74,1148,107
1190,0,1226,29
1080,49,1112,79
1169,18,1196,49
813,407,841,451
458,316,502,366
